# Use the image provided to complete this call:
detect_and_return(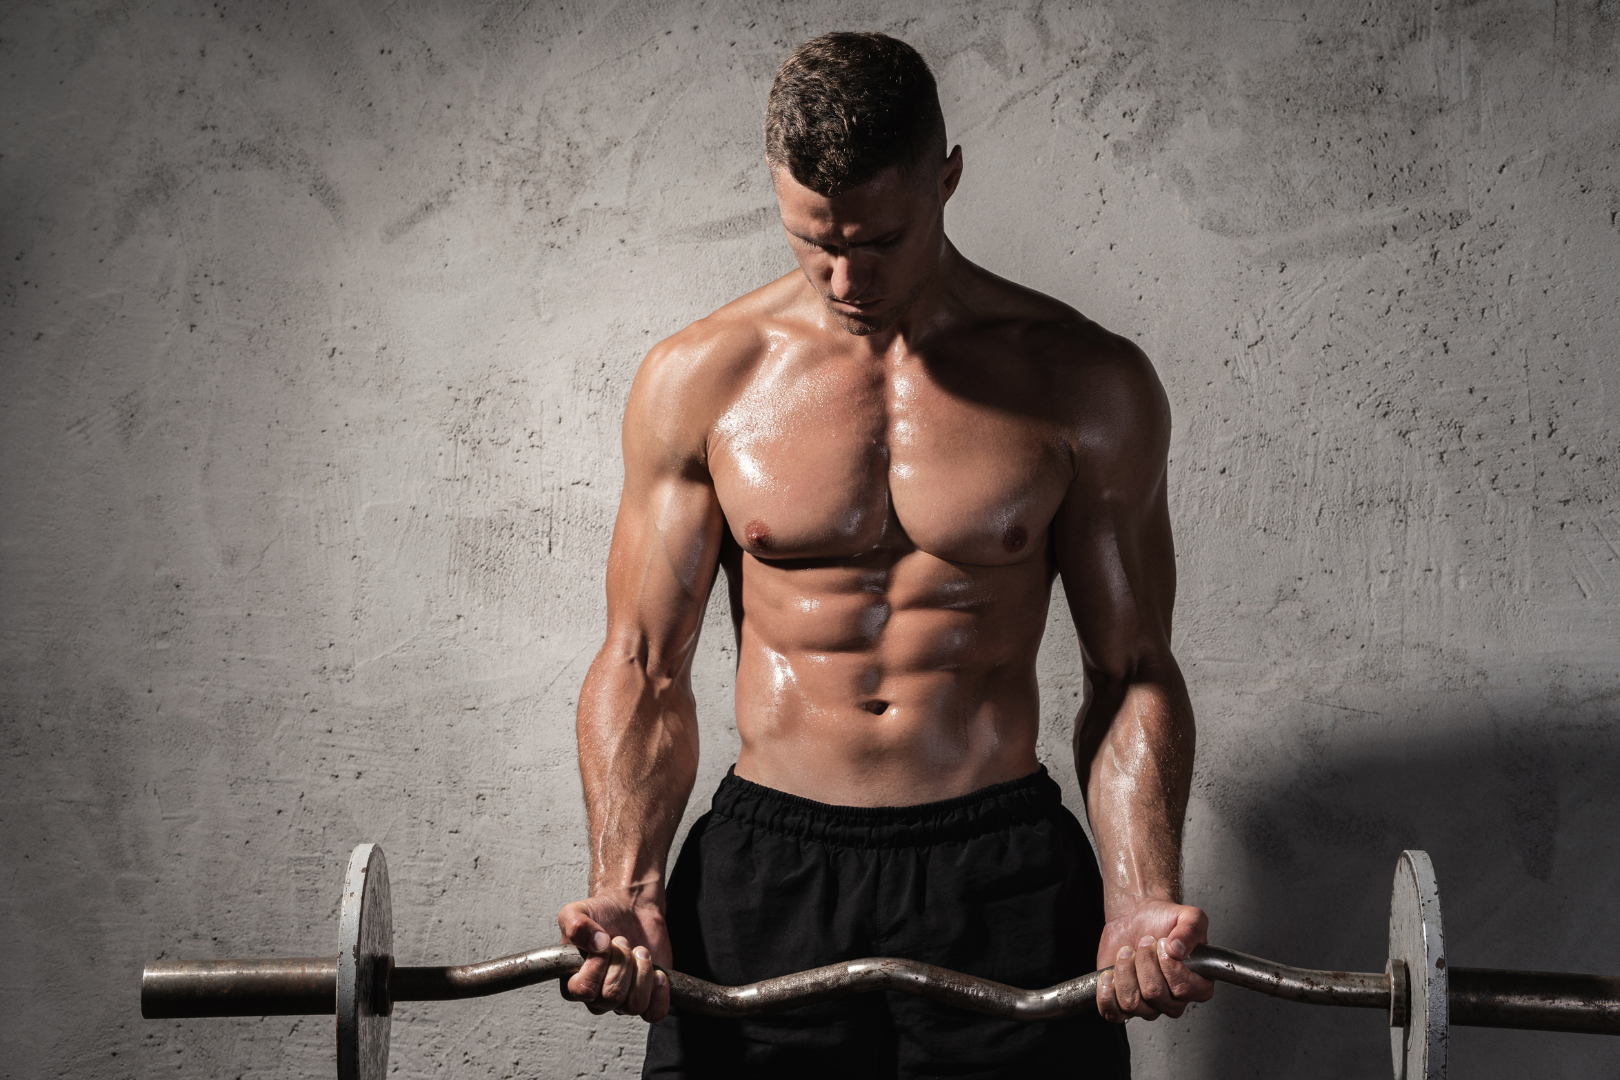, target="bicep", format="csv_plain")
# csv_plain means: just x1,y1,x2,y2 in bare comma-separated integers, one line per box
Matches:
604,472,725,655
600,369,726,672
1052,350,1177,682
1054,479,1175,681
